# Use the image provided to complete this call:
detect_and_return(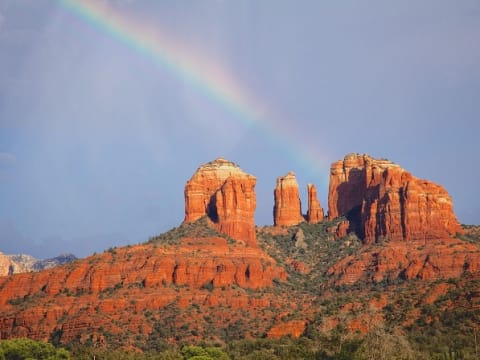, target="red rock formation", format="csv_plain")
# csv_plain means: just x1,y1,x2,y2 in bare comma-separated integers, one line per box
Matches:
306,183,324,224
273,172,304,226
327,237,480,285
328,153,463,243
267,320,307,339
184,158,256,245
0,237,286,343
327,220,350,239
